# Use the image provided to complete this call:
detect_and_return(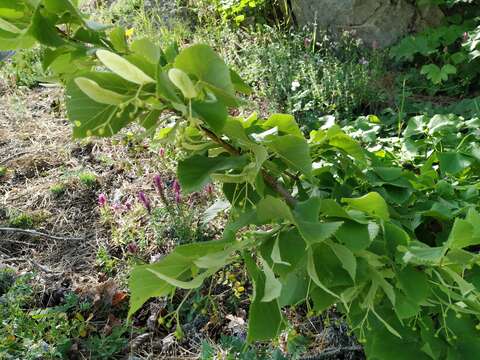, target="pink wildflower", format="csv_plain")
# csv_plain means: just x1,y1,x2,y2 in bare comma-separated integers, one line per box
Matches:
153,174,163,193
138,191,151,213
98,193,107,207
